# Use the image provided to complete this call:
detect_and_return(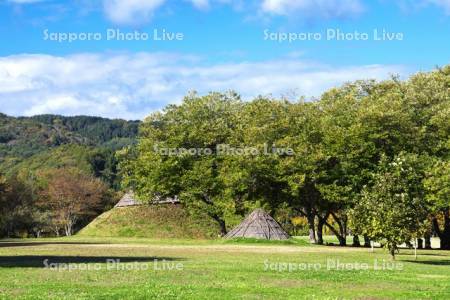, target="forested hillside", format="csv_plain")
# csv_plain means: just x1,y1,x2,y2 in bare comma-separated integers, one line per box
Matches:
0,113,139,173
